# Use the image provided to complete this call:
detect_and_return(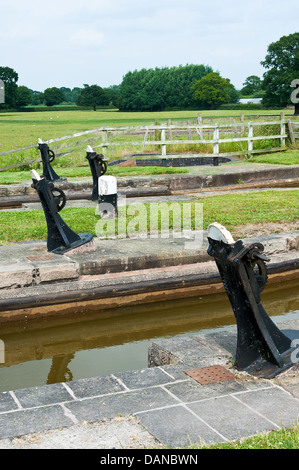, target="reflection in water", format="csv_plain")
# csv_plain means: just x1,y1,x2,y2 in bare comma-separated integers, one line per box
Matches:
47,354,74,384
0,279,298,392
